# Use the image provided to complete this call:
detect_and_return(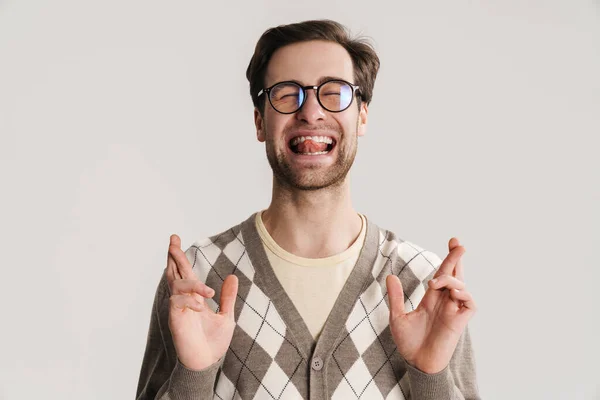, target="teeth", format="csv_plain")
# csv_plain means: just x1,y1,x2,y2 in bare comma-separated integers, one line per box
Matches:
290,136,334,146
298,151,329,155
